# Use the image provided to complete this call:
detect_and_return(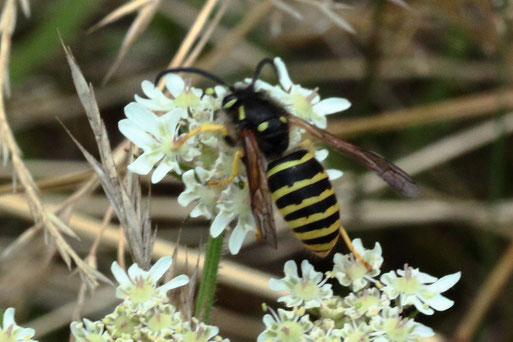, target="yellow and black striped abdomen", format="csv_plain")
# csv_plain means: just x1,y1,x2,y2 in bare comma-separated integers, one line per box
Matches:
266,149,341,257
